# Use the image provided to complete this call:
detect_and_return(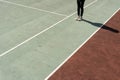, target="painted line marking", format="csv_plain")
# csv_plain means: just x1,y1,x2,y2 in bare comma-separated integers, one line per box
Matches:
0,0,98,57
0,0,67,17
45,8,120,80
45,0,99,79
